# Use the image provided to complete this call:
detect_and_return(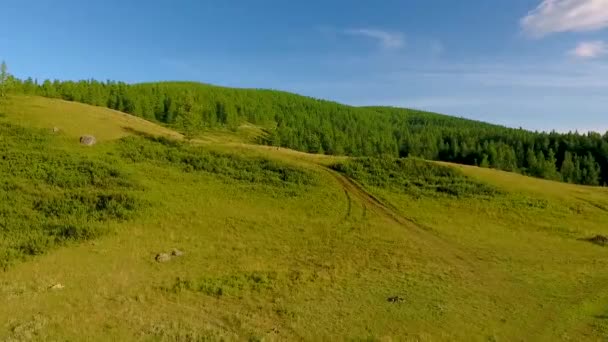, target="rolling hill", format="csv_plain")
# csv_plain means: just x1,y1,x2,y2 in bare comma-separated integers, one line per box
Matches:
1,95,607,340
8,78,608,187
